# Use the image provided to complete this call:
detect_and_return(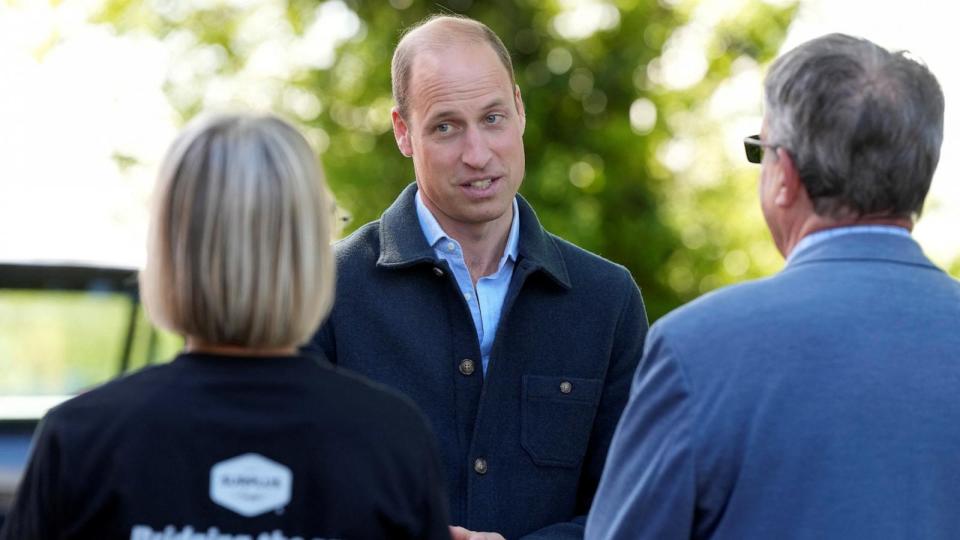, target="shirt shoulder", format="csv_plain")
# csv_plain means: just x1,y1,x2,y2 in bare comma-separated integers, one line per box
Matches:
46,363,176,425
